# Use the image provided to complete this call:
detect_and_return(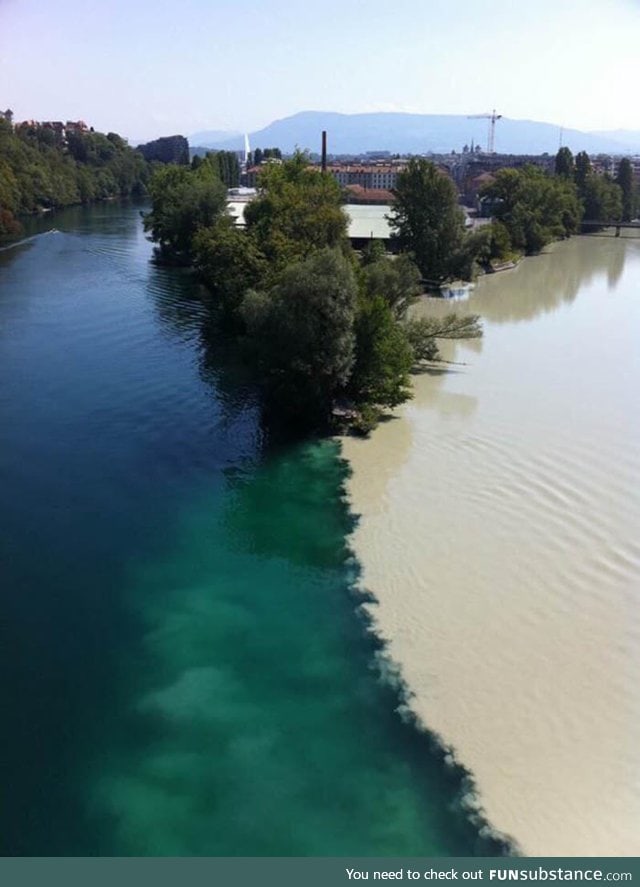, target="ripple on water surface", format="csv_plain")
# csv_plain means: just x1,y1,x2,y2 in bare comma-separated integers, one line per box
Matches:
343,235,640,856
